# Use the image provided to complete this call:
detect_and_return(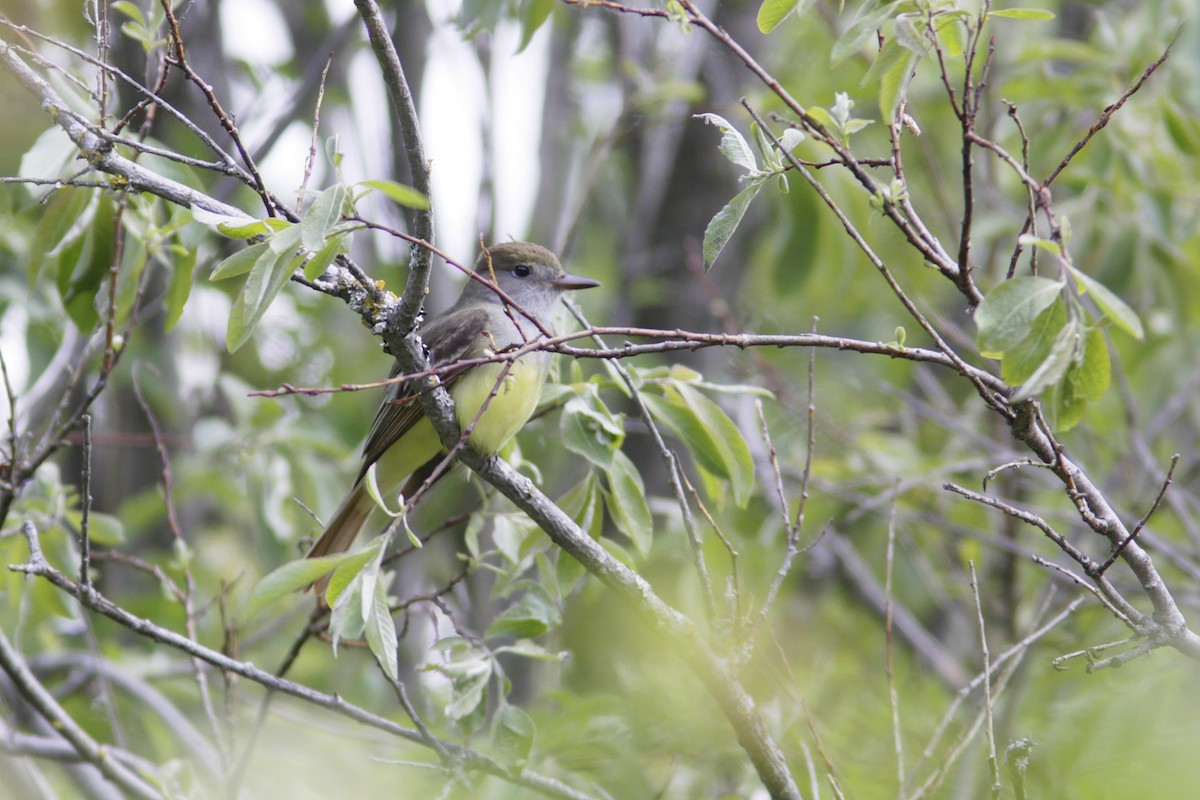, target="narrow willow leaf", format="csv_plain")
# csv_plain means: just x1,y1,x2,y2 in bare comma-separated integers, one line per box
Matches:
703,181,763,269
1066,264,1144,340
989,8,1055,20
757,0,806,33
211,242,269,281
246,551,364,618
975,277,1064,356
226,230,304,352
360,179,430,210
304,233,344,281
364,579,398,681
300,184,347,250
